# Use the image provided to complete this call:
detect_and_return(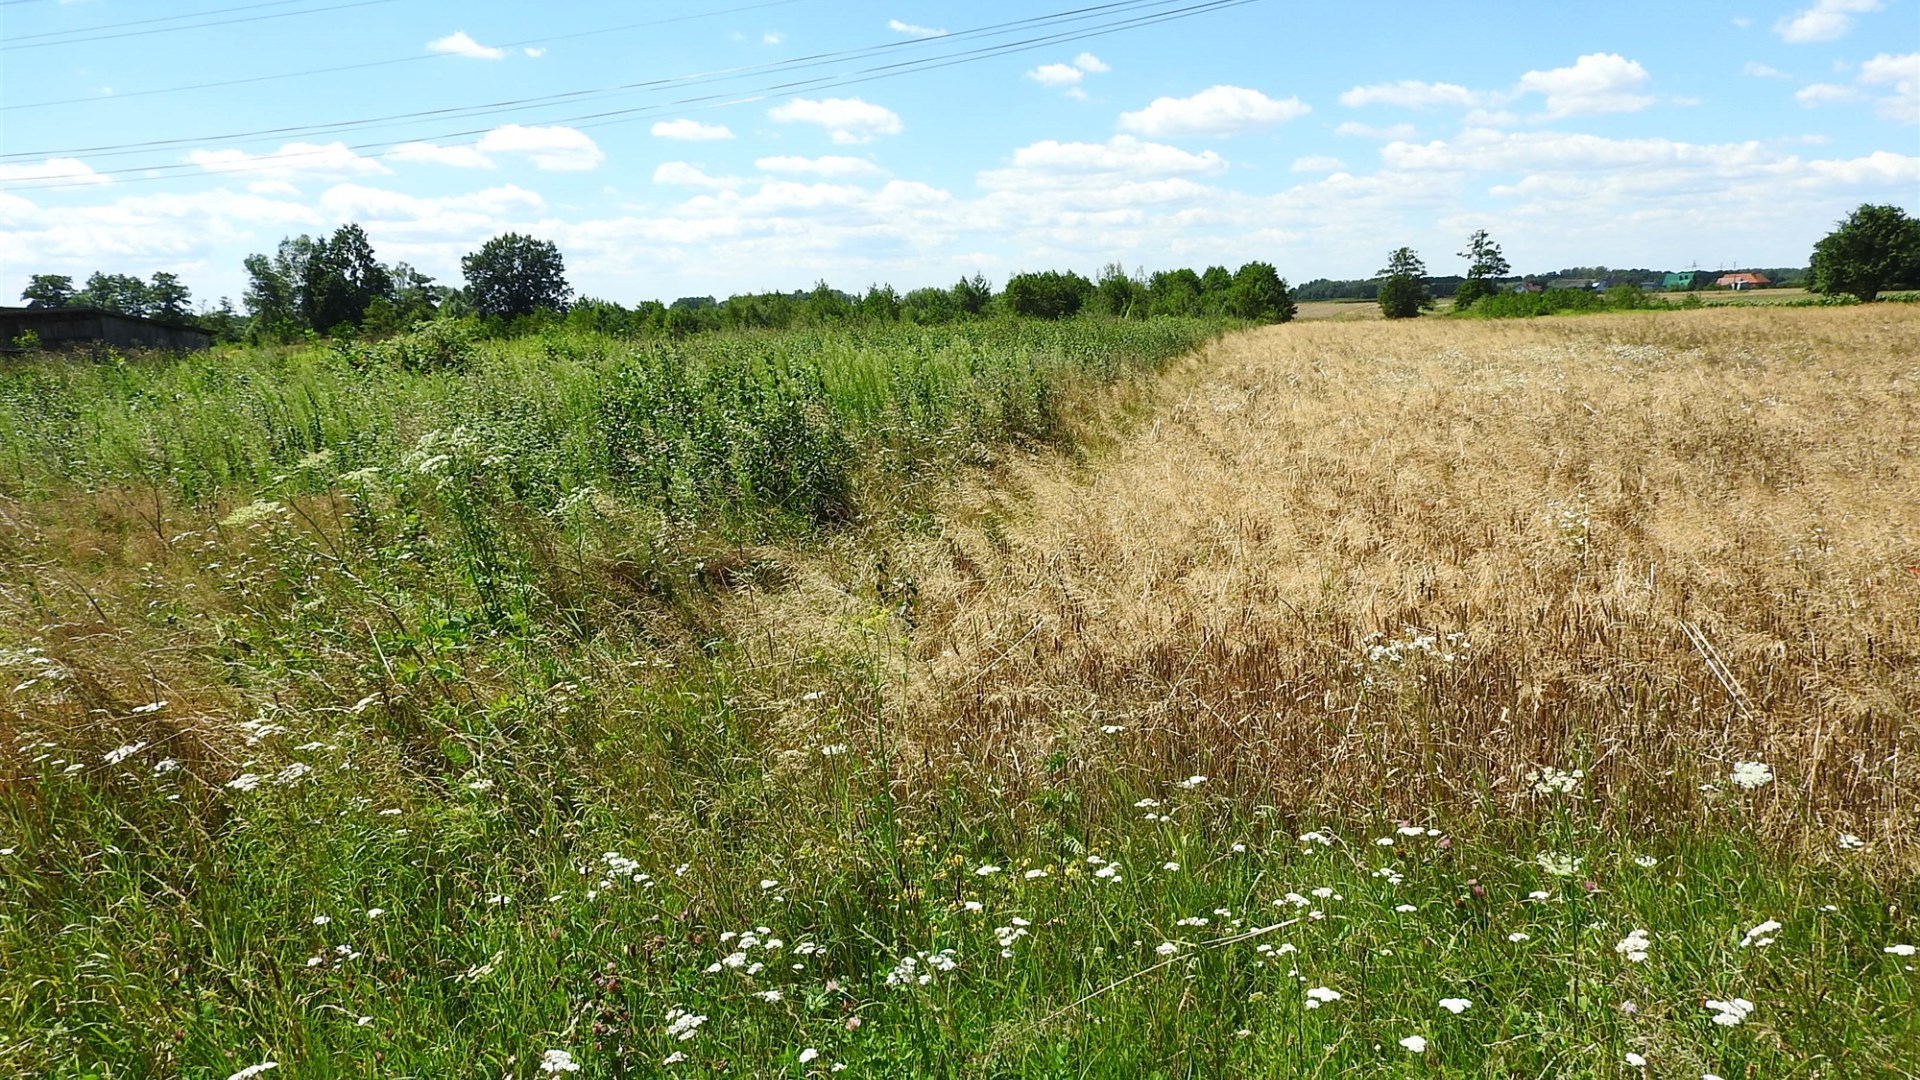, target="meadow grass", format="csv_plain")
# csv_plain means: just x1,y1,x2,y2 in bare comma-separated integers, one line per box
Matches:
1,309,1916,1077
